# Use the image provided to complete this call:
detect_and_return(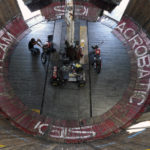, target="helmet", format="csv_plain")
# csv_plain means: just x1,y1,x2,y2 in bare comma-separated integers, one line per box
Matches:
43,42,51,49
44,42,50,47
